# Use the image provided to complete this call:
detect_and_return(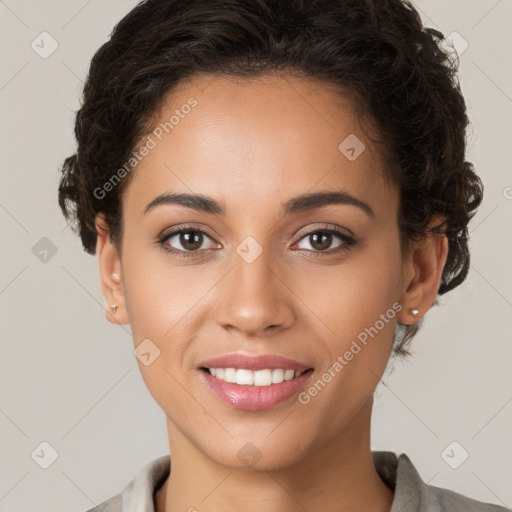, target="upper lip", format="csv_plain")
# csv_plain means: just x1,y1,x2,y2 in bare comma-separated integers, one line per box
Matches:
197,353,313,372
